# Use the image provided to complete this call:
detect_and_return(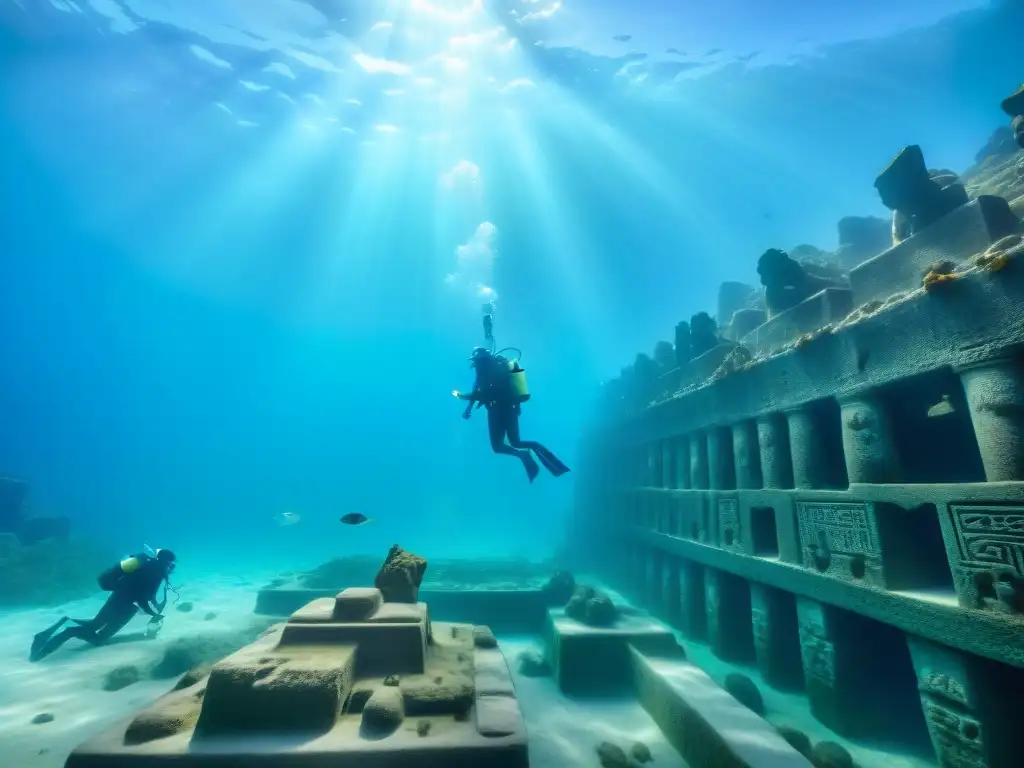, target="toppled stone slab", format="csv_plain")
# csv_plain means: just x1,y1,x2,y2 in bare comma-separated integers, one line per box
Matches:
546,608,683,695
849,196,1019,306
334,587,384,621
631,648,812,768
